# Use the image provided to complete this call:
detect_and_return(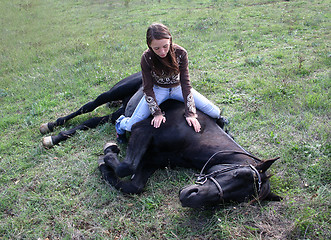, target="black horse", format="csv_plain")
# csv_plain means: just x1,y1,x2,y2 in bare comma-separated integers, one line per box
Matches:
98,99,281,208
40,73,281,208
